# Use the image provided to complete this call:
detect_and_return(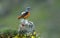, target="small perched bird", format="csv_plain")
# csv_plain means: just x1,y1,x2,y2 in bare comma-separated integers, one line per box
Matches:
18,7,30,19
